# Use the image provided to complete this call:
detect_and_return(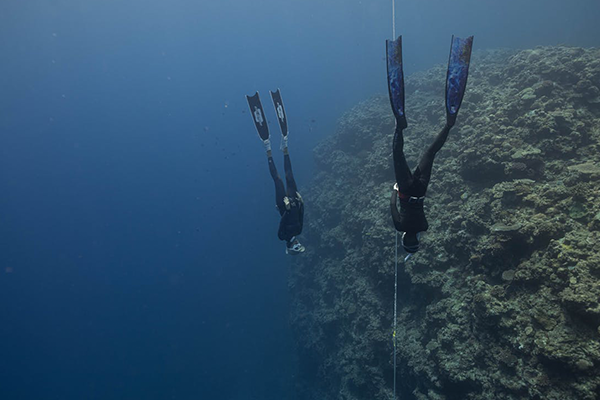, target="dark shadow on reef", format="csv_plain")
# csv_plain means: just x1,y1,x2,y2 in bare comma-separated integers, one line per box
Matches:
289,46,600,400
